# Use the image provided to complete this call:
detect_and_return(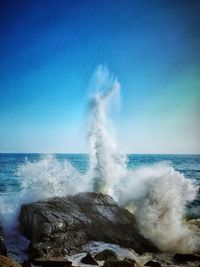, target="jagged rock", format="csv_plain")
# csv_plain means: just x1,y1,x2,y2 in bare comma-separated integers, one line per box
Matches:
94,249,118,261
103,259,138,267
144,260,161,266
19,192,157,259
80,253,98,265
0,255,21,267
173,253,200,263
